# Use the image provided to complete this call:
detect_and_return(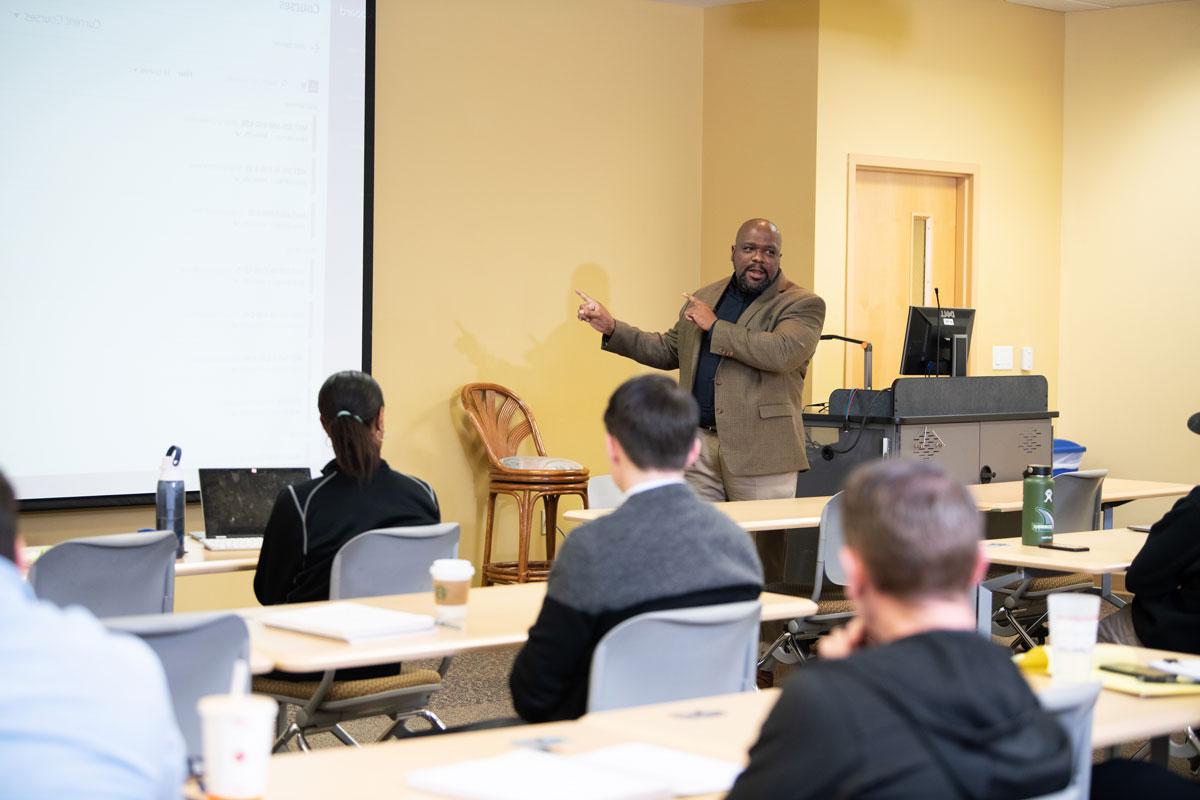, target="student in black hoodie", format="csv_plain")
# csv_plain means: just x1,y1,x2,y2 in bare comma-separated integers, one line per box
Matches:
728,460,1072,800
